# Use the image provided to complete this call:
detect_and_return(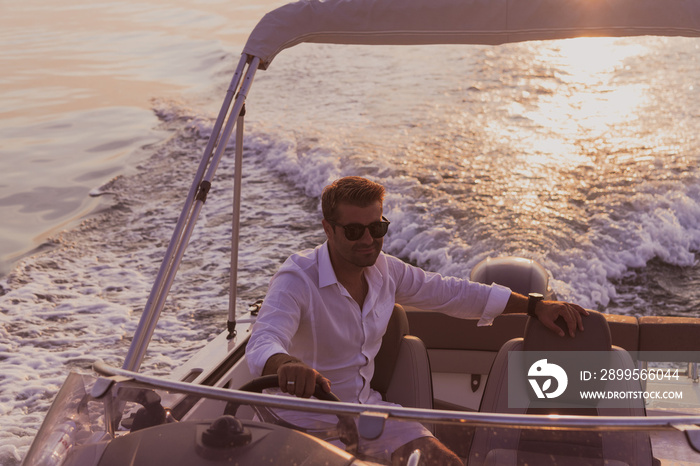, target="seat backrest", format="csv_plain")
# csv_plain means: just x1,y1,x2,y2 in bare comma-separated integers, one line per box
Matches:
470,311,651,466
384,335,433,410
523,308,612,352
371,304,433,409
371,304,409,397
